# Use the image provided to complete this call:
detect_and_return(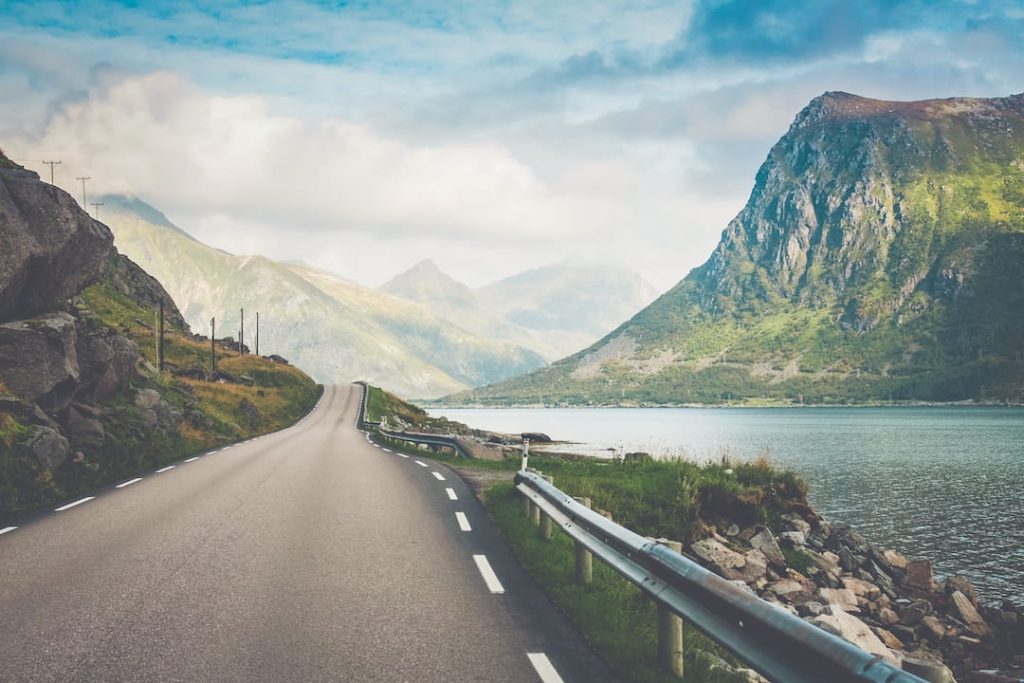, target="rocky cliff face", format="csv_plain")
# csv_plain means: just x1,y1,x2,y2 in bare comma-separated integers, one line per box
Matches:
695,91,1024,318
0,152,193,517
0,162,113,322
457,92,1024,405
